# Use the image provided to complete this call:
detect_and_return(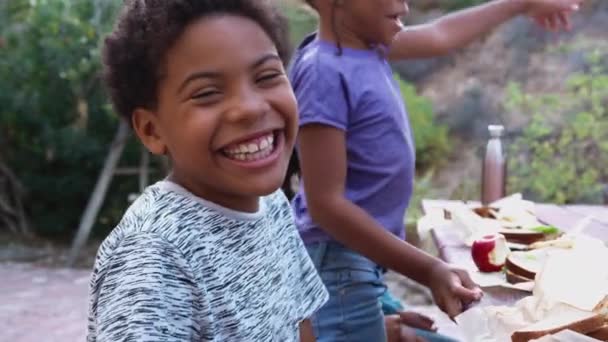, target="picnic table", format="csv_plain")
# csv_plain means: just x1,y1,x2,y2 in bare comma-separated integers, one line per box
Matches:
422,199,608,306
